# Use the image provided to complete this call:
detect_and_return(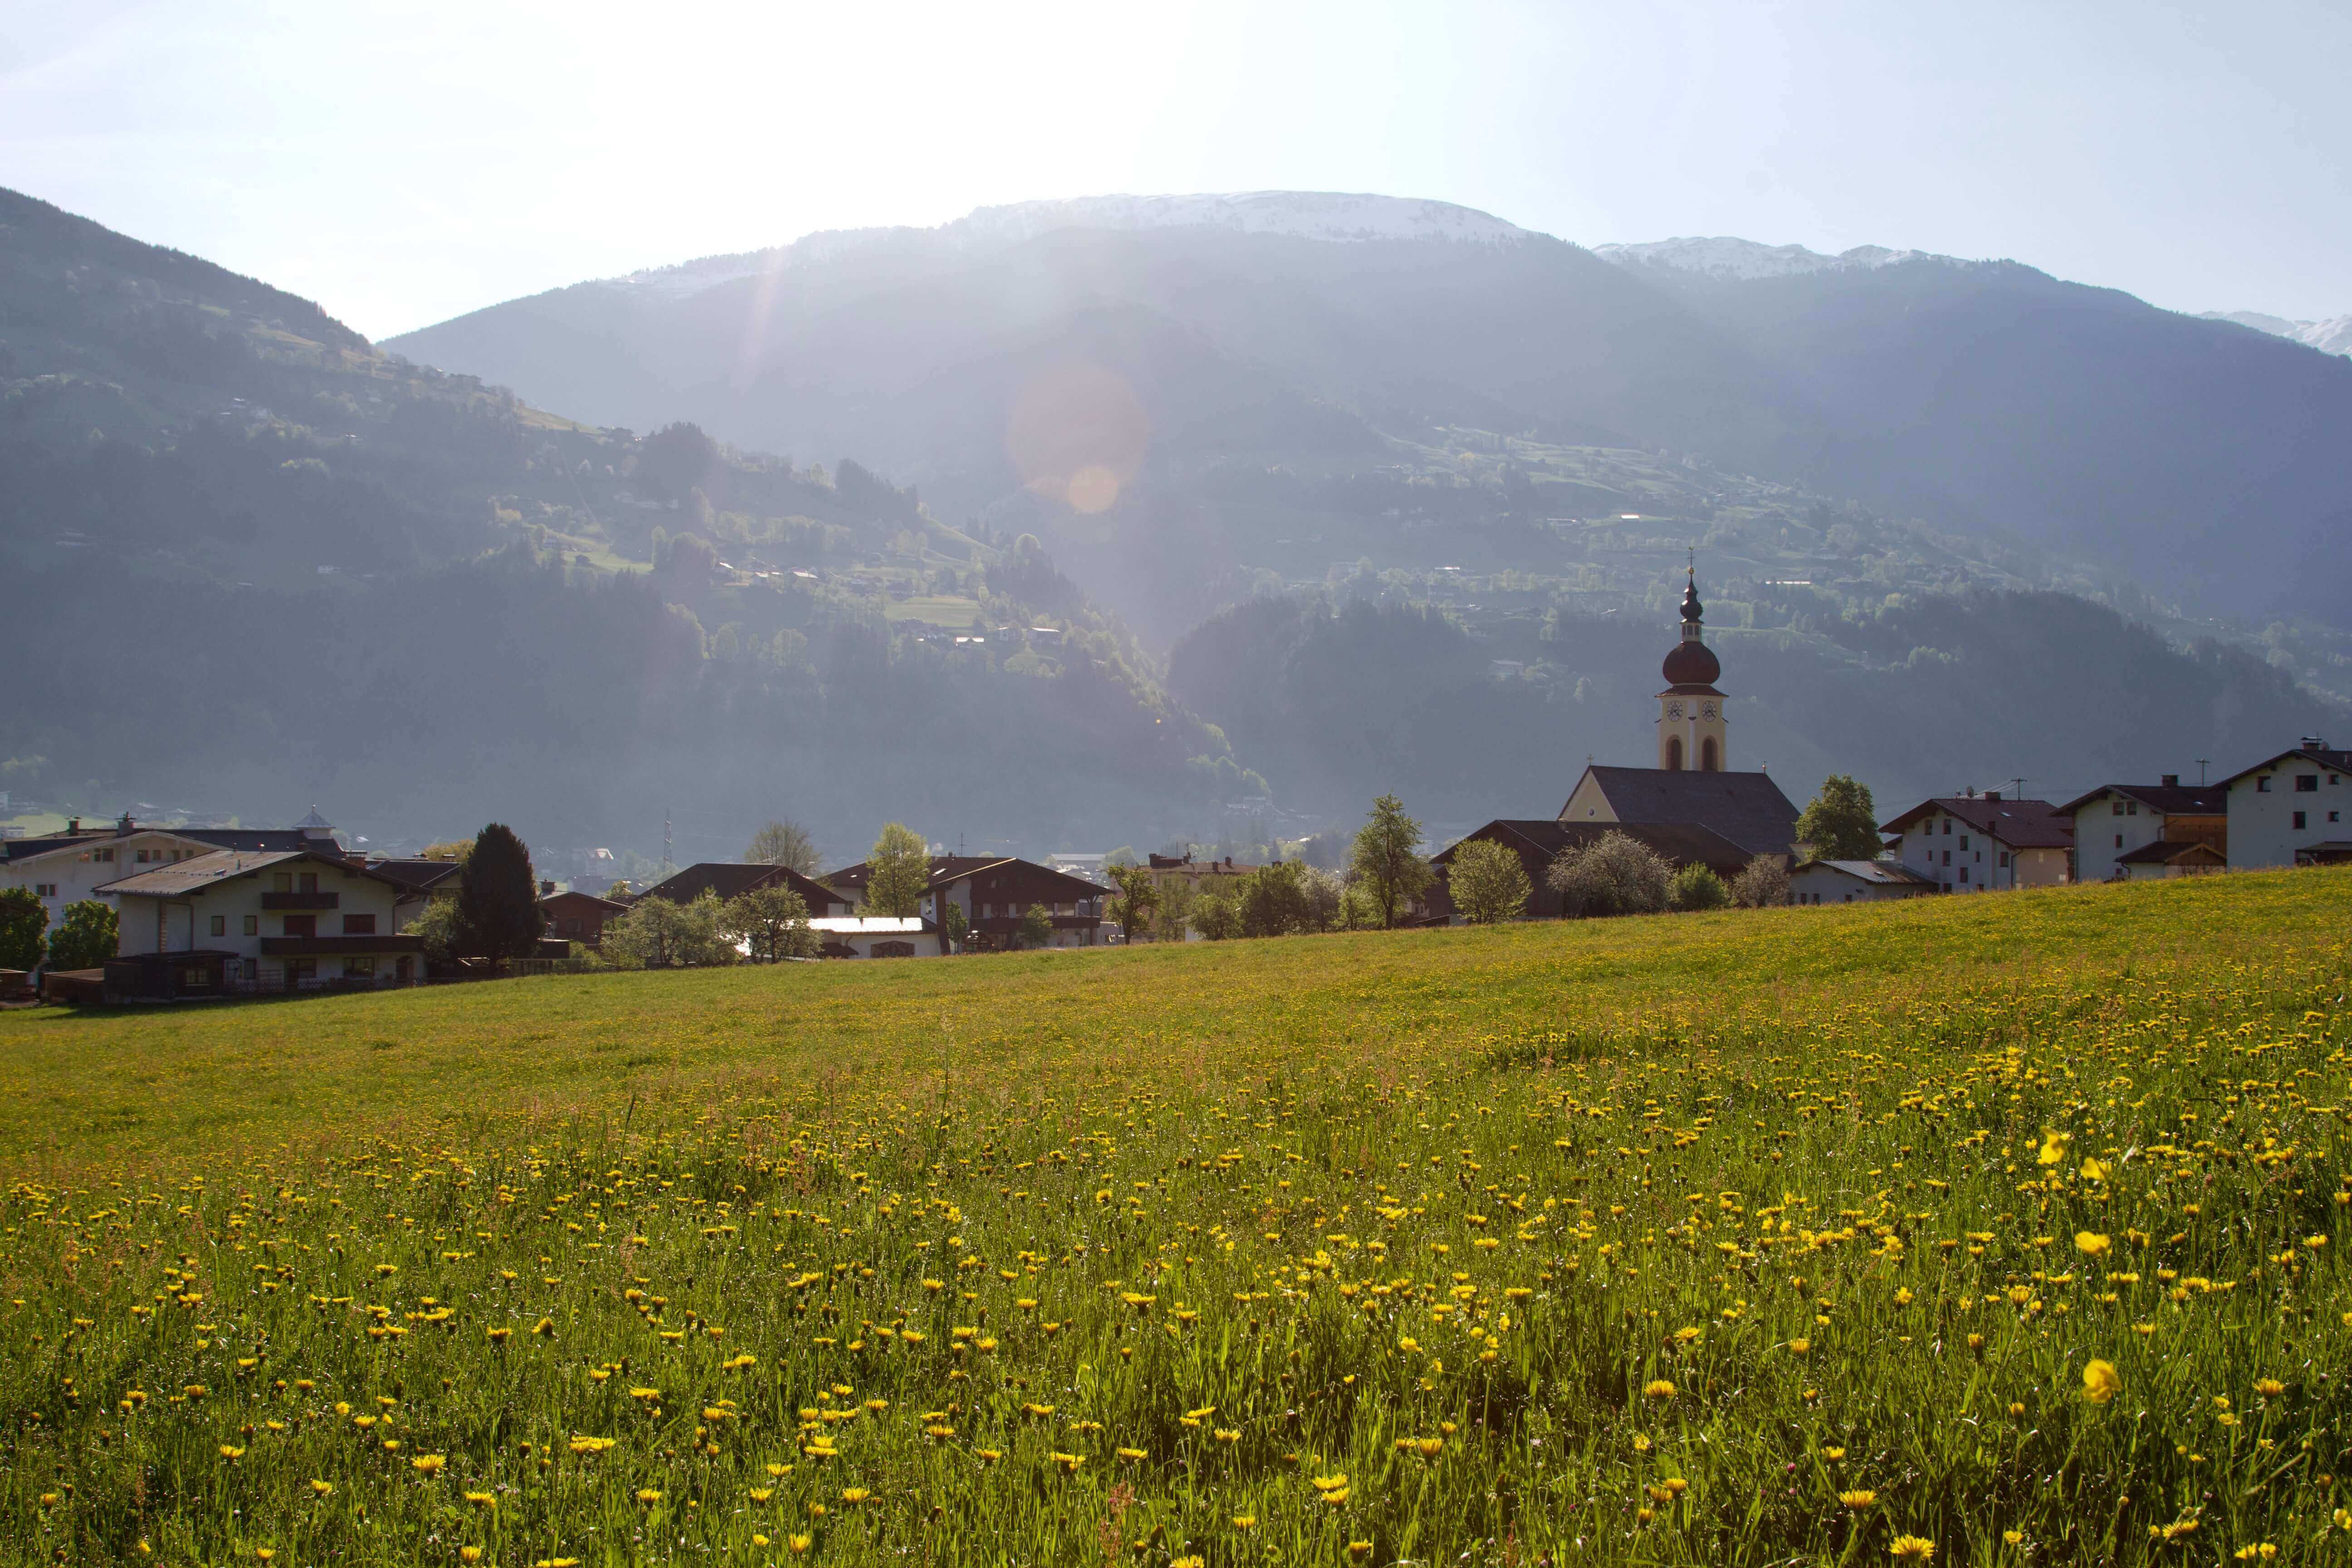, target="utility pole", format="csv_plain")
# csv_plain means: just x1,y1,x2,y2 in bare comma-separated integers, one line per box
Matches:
2196,759,2210,785
662,807,673,878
